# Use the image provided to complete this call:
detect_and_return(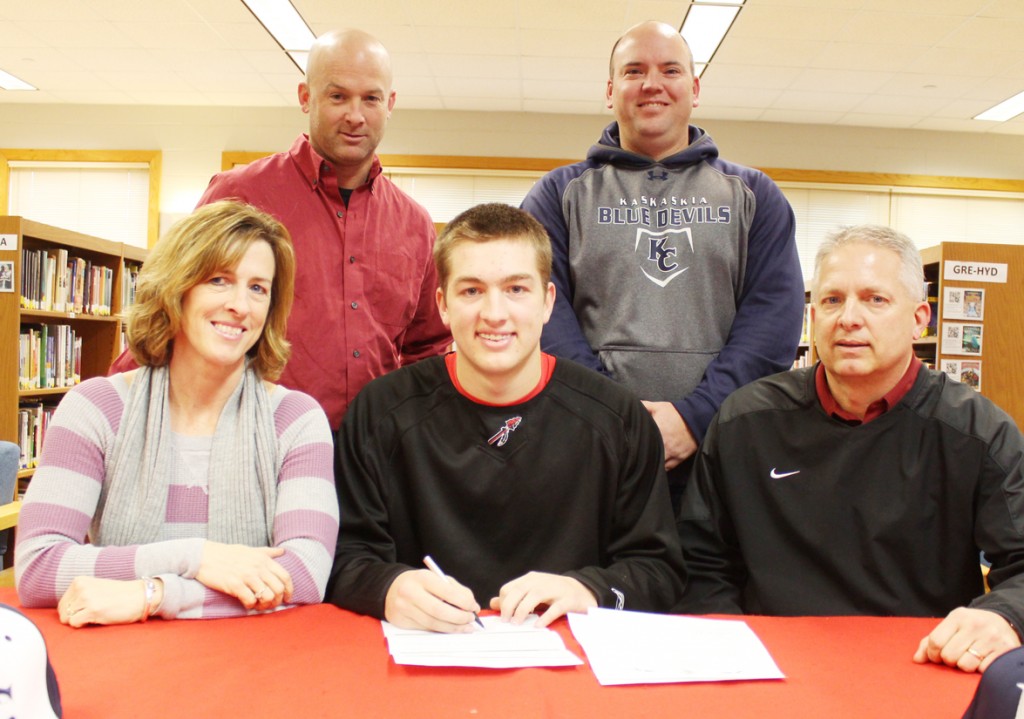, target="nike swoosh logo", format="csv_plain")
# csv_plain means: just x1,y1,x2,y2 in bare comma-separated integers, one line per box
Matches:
770,468,800,479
